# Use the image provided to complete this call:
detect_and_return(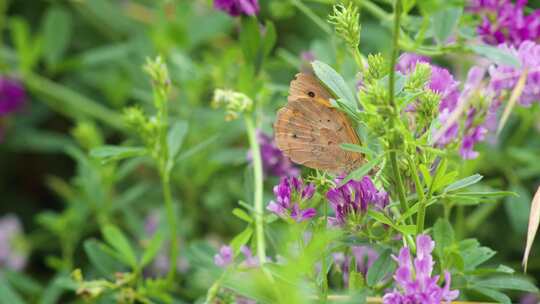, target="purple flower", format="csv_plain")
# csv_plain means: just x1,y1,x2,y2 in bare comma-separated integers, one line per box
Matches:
326,176,389,227
383,234,459,304
251,131,299,178
520,293,539,304
300,51,316,73
0,77,26,116
488,40,540,106
0,214,28,271
214,245,234,267
334,246,379,286
267,176,316,222
214,0,259,17
214,245,259,268
396,53,431,74
469,0,540,46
